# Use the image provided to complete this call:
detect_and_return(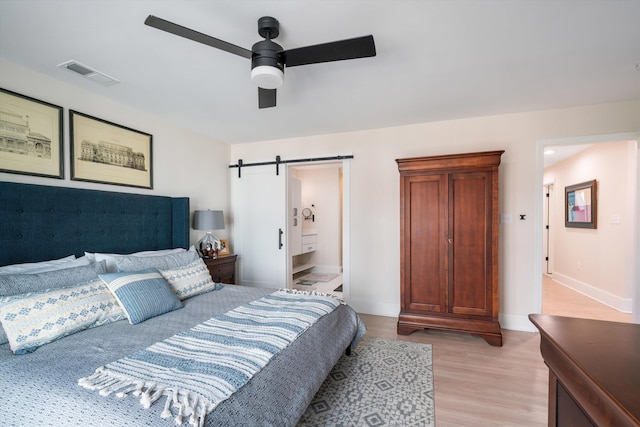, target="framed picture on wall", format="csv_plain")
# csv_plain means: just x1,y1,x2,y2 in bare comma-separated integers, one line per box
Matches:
0,88,64,179
69,110,153,189
565,179,597,229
